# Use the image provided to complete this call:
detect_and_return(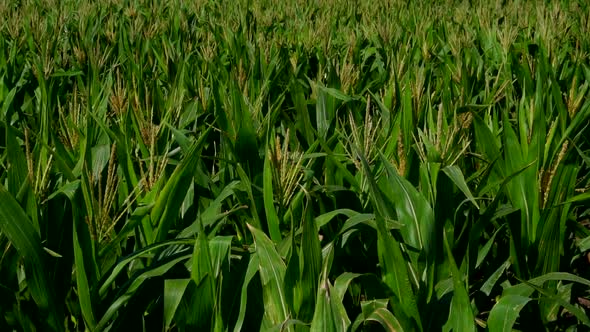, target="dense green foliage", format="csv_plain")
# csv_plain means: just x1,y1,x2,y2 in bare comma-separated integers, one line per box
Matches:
1,0,590,330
